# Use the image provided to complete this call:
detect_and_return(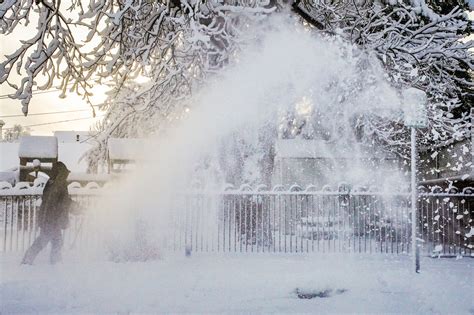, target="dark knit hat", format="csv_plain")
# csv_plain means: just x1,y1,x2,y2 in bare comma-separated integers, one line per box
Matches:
50,161,70,179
